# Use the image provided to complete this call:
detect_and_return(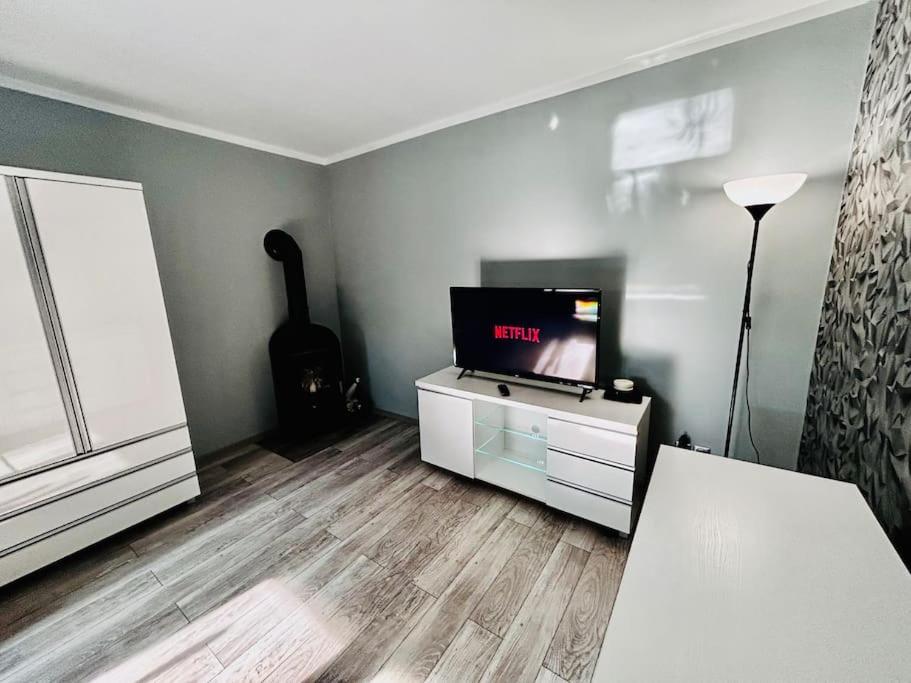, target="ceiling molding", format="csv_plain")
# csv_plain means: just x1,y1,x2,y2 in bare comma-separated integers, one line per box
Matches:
324,0,869,164
0,73,329,165
0,0,868,167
